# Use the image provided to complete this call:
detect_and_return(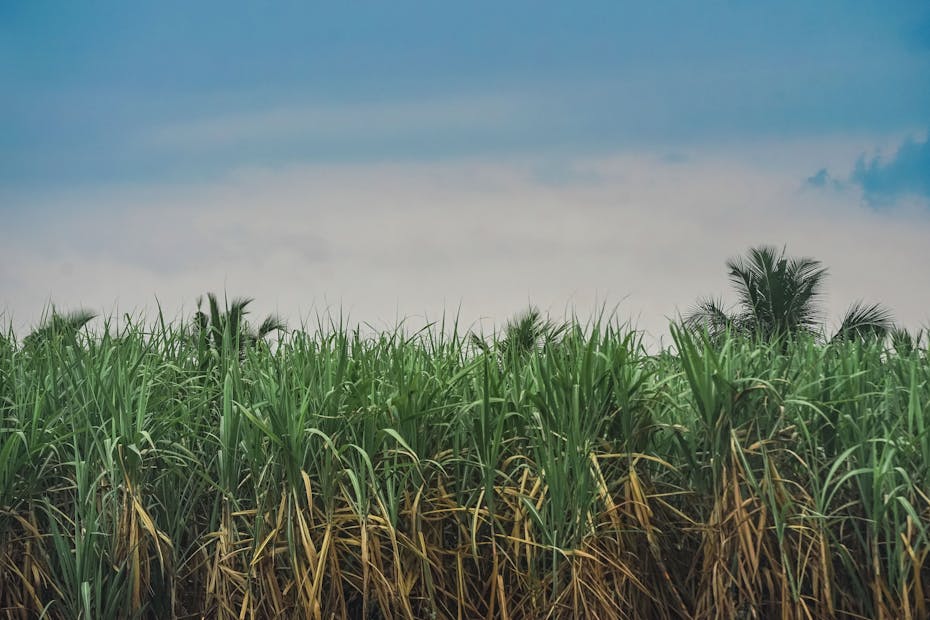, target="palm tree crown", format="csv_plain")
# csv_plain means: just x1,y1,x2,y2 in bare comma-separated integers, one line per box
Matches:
469,307,567,359
687,245,893,342
193,293,286,356
22,308,97,349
